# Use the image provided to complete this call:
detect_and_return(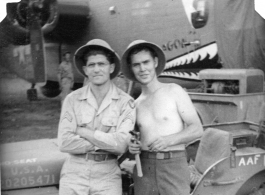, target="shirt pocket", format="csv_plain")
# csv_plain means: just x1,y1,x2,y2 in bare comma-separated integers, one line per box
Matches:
101,116,119,133
76,113,94,127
